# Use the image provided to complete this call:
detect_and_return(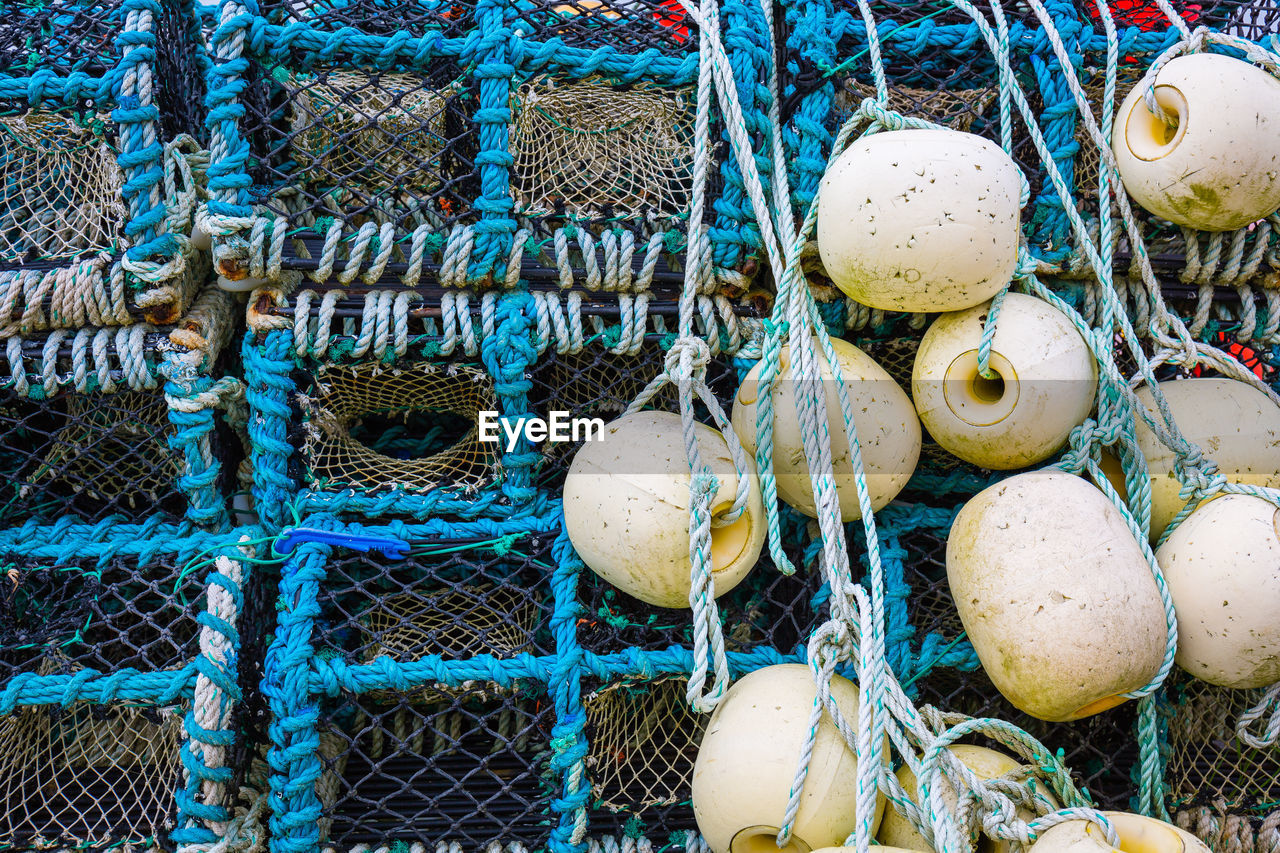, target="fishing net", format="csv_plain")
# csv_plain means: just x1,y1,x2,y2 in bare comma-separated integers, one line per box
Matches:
1165,677,1280,852
511,78,696,219
316,537,556,667
584,678,706,814
0,701,186,849
0,0,124,76
286,70,461,200
313,686,554,850
0,111,126,264
247,63,477,231
0,551,208,849
508,0,694,55
0,388,184,525
299,360,499,496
